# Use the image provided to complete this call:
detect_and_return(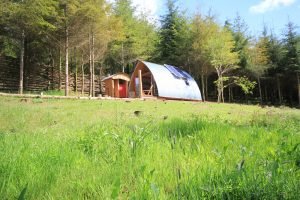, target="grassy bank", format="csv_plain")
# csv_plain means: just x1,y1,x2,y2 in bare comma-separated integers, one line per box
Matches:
0,96,299,199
